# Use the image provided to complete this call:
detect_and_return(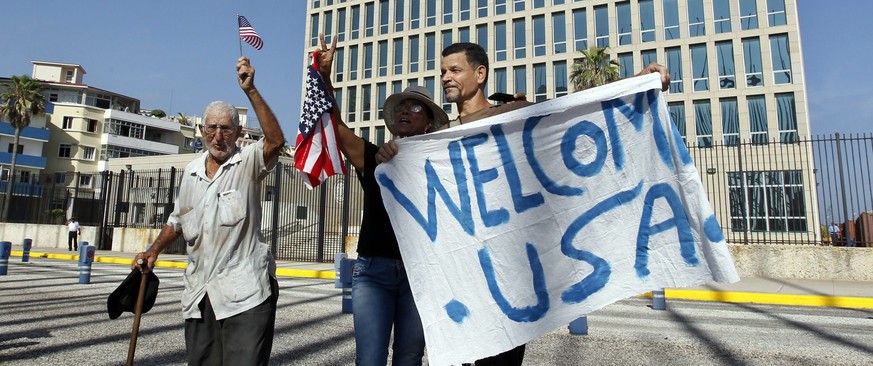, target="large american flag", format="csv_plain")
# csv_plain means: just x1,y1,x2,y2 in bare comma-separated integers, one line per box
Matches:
238,15,263,50
295,50,347,188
